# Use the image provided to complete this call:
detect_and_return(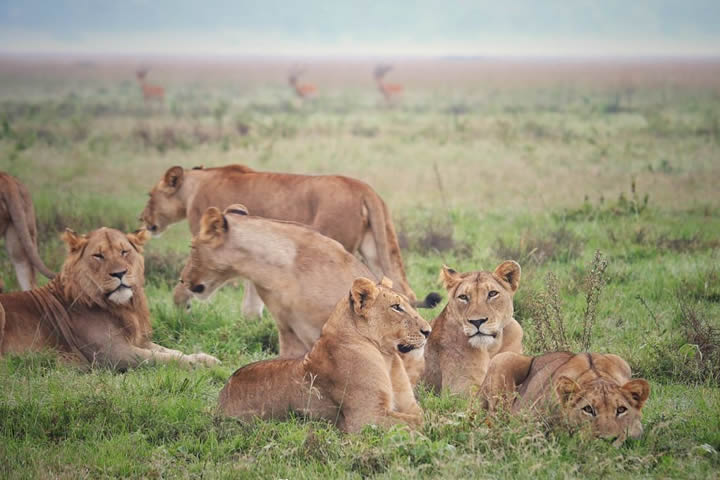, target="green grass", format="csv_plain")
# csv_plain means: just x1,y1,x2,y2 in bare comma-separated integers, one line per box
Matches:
1,59,719,478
